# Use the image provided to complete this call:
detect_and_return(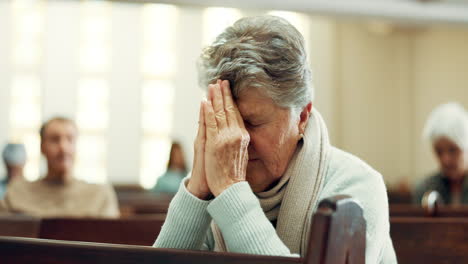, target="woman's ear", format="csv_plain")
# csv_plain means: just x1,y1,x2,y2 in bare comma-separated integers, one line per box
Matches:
298,102,312,135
